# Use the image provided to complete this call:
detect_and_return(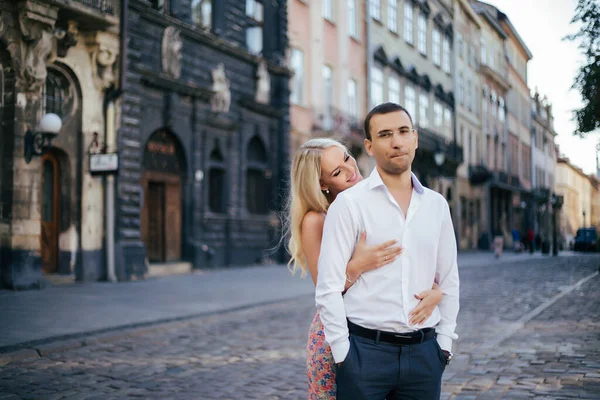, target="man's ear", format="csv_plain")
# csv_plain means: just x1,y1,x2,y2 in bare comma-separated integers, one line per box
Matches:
413,129,419,150
364,138,373,156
